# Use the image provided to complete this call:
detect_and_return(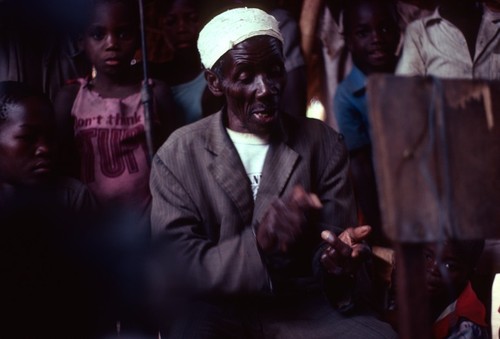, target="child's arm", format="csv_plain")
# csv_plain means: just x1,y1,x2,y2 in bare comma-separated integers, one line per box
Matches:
53,83,80,177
